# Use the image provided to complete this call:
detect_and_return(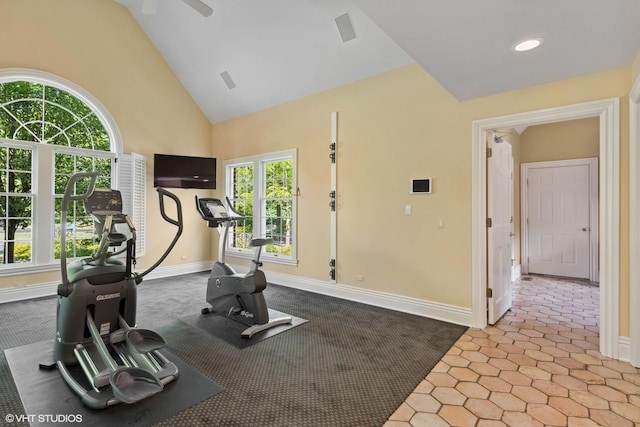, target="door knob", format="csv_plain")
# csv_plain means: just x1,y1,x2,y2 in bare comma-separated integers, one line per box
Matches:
582,227,590,232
